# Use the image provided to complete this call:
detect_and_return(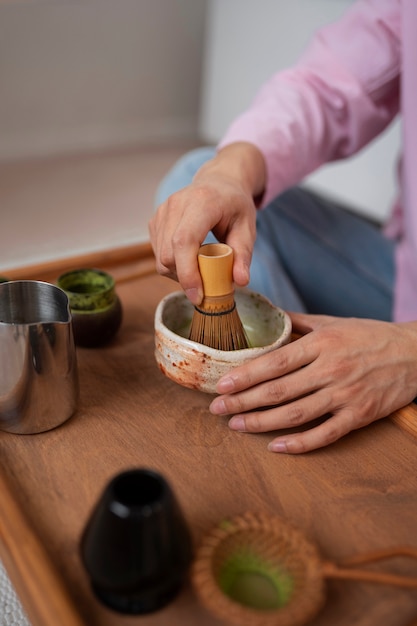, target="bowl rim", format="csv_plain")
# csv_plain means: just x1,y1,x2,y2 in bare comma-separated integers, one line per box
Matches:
154,289,292,360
